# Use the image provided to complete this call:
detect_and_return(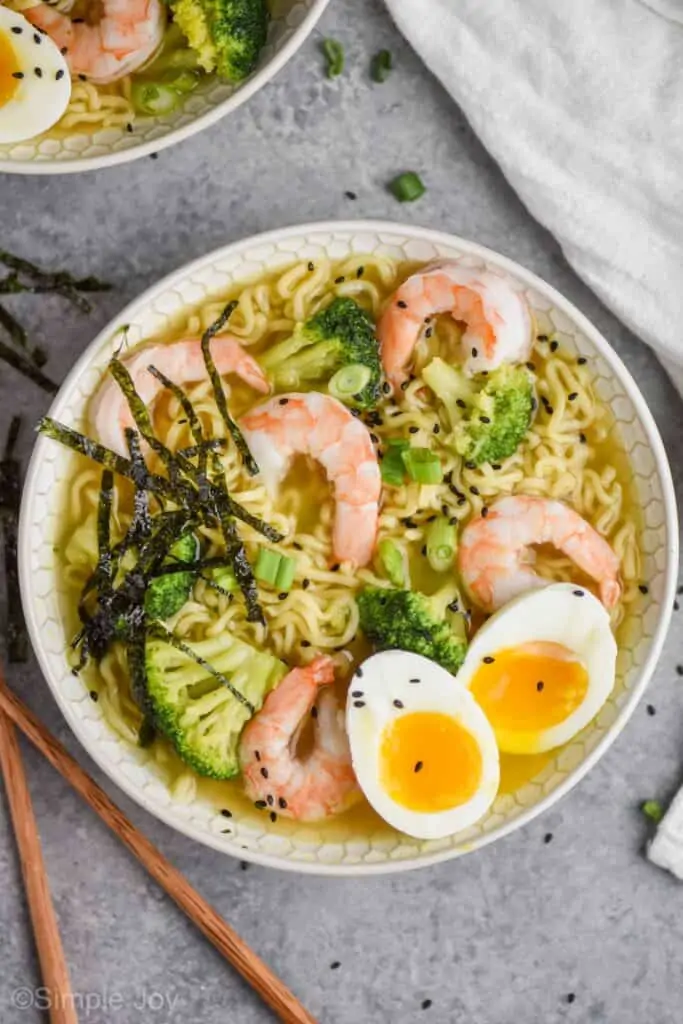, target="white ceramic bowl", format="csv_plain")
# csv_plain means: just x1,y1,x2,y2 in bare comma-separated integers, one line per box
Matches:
0,0,329,174
19,221,678,874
